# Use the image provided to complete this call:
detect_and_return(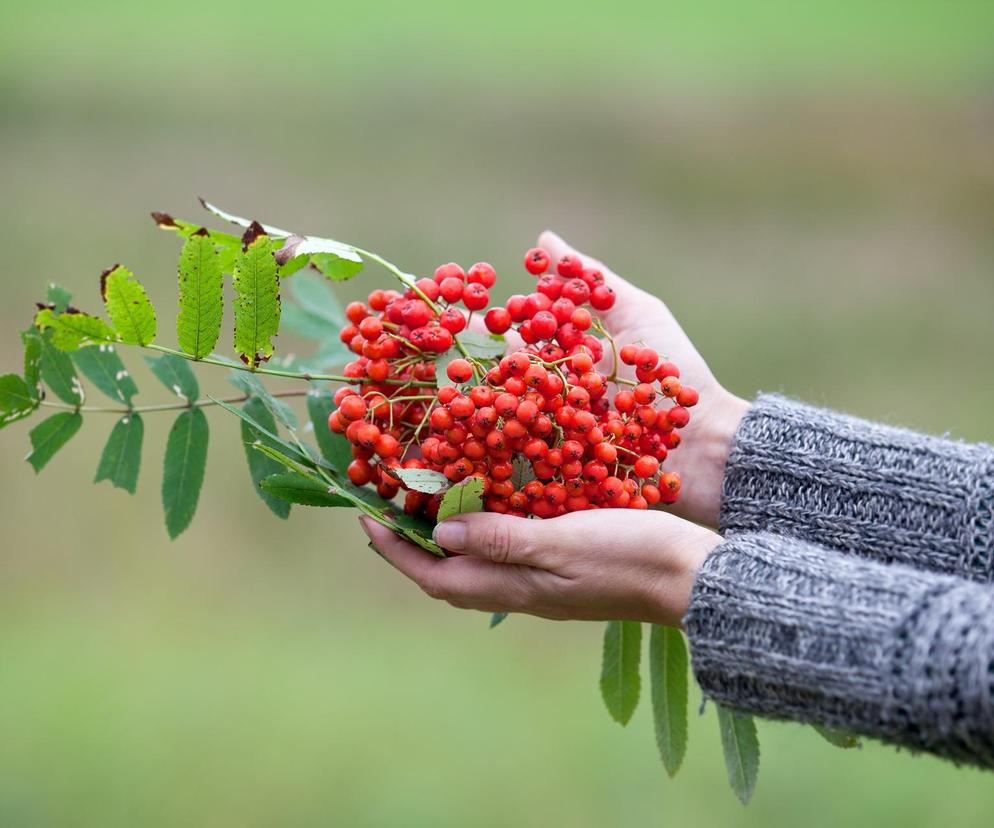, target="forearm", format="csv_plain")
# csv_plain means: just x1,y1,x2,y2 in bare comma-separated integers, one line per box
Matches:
684,532,994,768
720,394,994,582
